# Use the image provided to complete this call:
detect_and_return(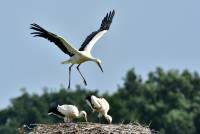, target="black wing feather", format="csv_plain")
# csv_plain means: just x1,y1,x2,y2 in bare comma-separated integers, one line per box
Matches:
79,10,115,51
30,23,74,56
86,95,95,109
